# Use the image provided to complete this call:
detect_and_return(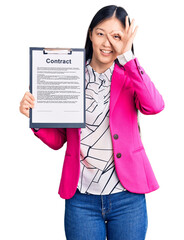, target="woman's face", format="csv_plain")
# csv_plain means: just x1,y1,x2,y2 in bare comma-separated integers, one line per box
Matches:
89,17,124,70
